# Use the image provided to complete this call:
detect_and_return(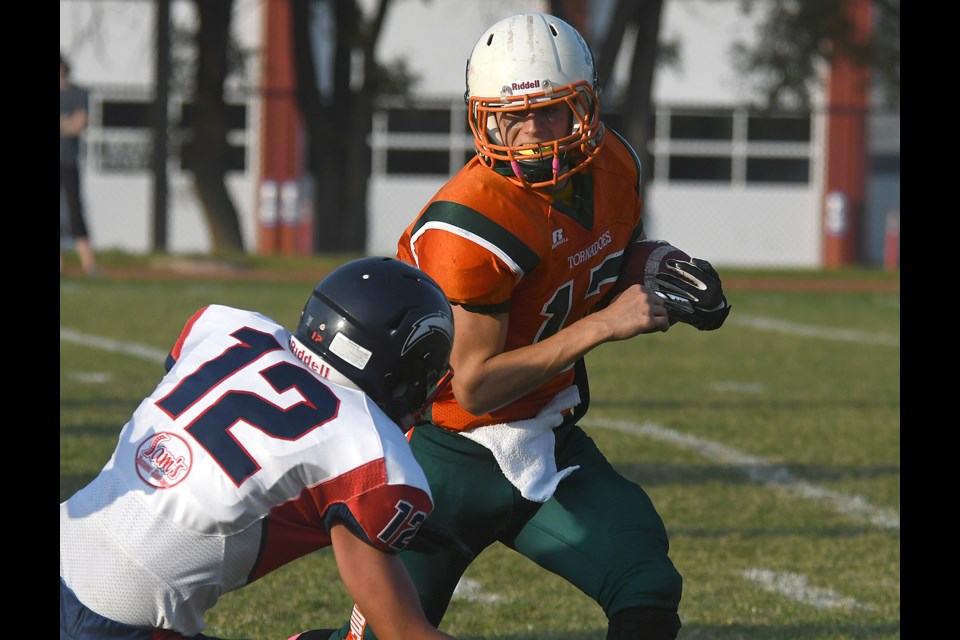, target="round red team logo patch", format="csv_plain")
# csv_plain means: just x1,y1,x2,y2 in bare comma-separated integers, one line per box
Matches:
135,432,193,488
